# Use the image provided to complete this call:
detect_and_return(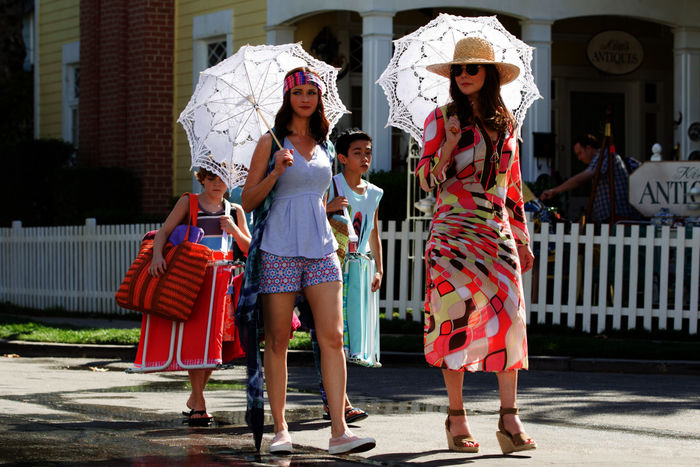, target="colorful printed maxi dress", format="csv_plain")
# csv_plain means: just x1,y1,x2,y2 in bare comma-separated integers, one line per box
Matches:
416,106,530,372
